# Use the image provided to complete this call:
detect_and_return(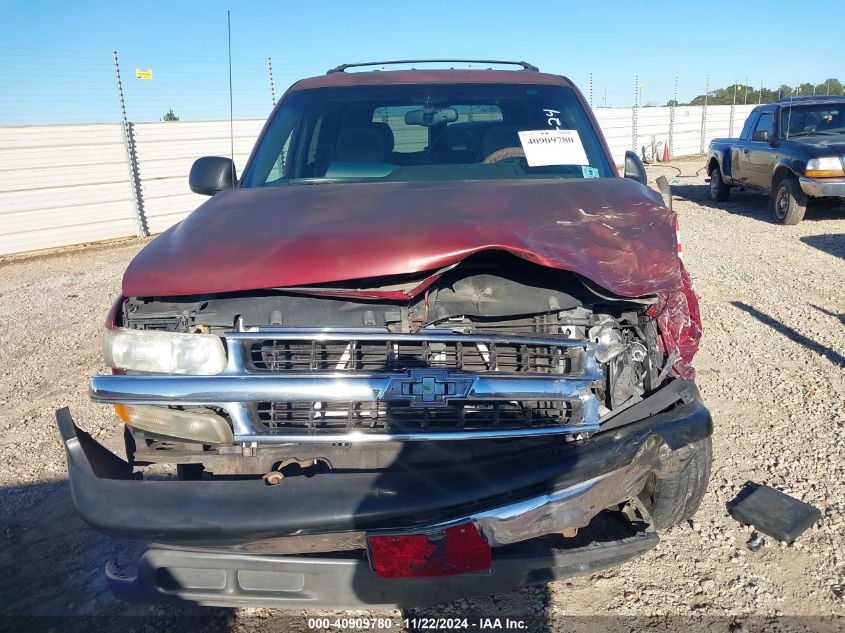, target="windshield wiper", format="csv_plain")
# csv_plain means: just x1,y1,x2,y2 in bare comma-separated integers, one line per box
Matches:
785,131,816,138
269,177,371,187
